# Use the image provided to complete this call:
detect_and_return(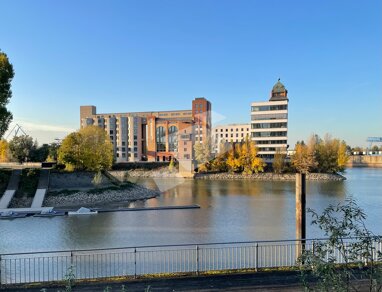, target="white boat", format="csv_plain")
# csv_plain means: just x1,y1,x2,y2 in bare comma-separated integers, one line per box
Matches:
68,207,98,215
